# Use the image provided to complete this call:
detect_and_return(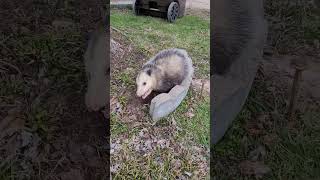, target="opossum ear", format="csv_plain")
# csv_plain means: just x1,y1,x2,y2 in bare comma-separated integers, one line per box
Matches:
146,69,152,76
